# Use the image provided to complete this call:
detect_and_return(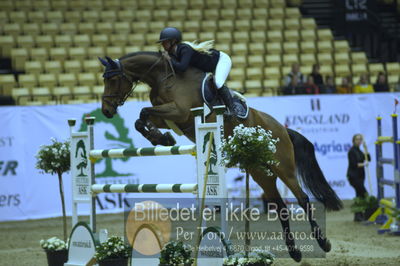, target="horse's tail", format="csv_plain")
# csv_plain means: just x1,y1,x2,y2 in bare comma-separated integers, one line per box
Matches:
286,128,343,211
